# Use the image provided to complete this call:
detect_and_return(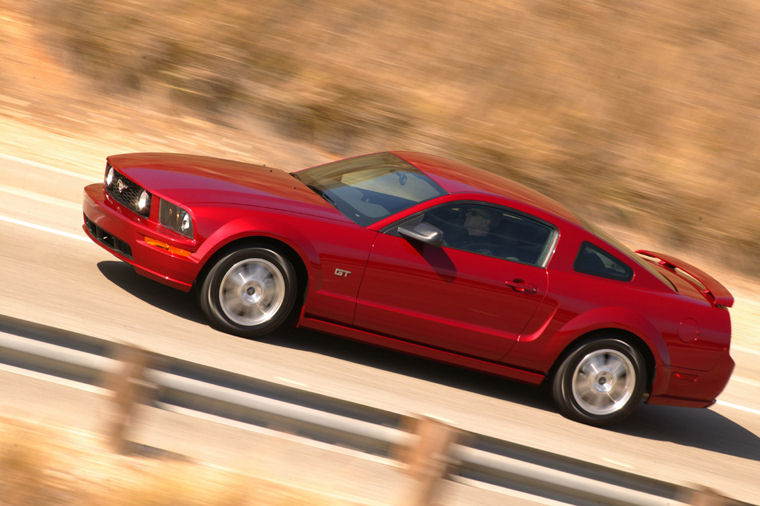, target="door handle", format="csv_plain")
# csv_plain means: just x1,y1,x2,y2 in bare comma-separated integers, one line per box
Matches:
505,279,537,294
